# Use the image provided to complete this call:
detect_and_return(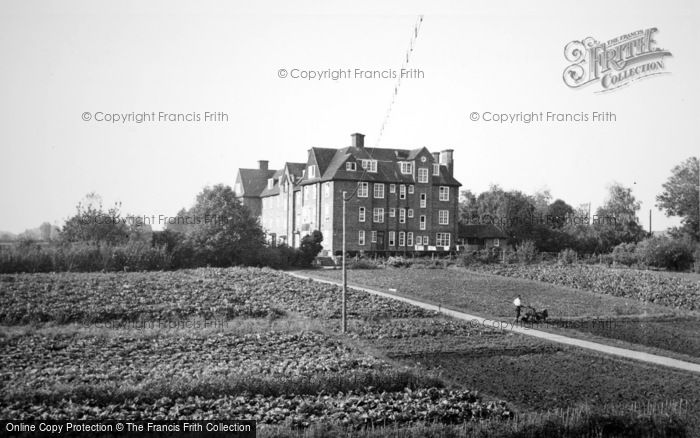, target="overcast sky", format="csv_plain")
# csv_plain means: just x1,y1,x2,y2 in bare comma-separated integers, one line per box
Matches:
1,0,698,233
